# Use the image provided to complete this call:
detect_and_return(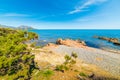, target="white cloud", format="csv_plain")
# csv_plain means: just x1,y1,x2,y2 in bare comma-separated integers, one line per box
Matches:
2,13,30,17
68,0,107,14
